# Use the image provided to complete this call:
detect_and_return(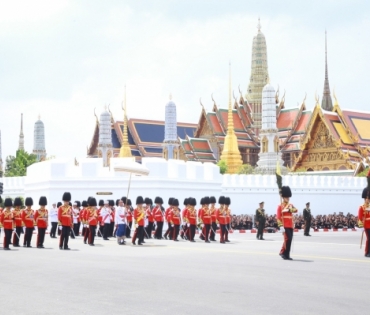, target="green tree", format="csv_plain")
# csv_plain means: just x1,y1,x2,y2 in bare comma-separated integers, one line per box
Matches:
357,167,369,177
5,150,38,177
217,160,228,174
238,164,254,174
